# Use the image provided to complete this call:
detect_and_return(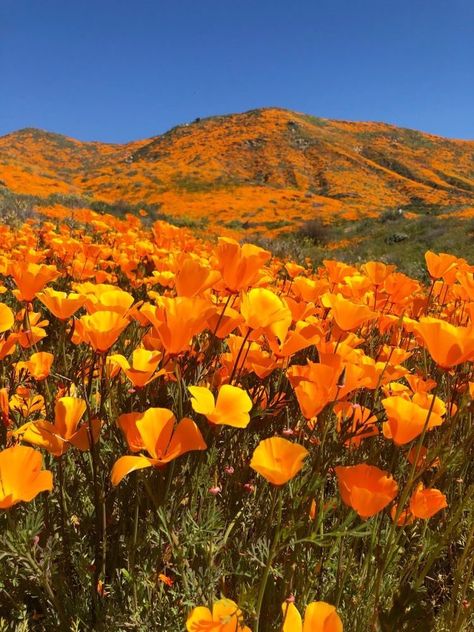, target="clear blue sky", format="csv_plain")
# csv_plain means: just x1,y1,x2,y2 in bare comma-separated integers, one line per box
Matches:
1,0,473,142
